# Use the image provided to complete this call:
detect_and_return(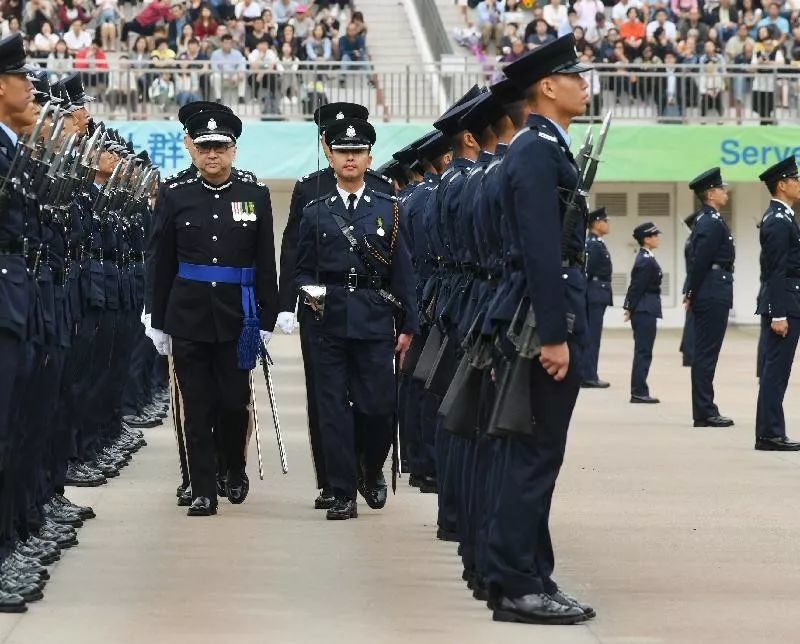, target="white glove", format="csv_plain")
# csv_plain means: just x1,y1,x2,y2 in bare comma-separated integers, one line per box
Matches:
141,312,153,338
151,329,172,356
260,330,272,349
275,311,296,335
